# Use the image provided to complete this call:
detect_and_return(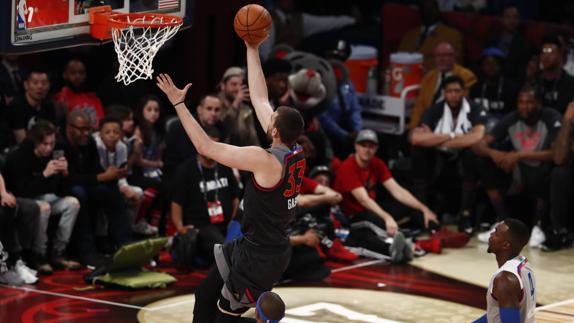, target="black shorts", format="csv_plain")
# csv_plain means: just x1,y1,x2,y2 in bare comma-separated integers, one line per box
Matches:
214,237,291,312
